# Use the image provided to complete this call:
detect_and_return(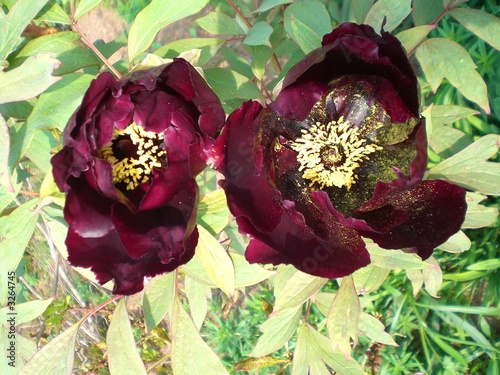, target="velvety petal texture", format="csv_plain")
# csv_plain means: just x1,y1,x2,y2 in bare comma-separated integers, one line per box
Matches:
215,23,467,278
52,59,224,295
